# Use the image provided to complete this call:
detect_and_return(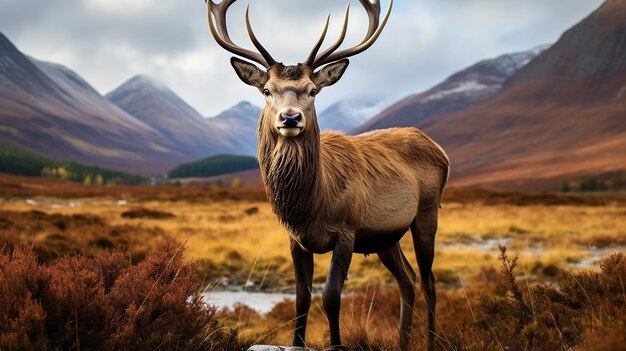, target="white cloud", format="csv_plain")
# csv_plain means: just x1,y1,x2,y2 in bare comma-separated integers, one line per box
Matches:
86,0,155,15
